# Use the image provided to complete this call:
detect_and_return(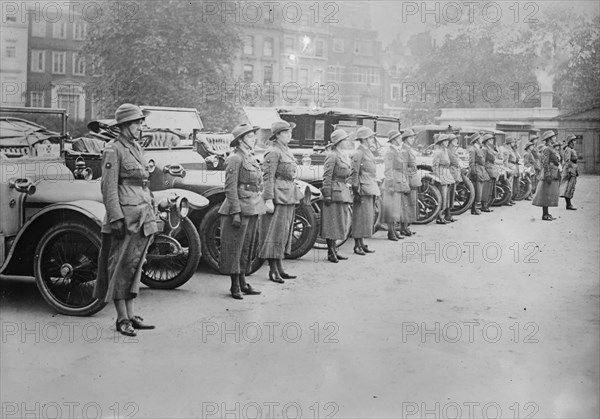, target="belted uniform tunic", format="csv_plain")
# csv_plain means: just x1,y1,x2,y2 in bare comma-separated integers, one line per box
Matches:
380,143,410,224
532,146,561,207
559,147,578,199
350,144,380,238
320,148,352,240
